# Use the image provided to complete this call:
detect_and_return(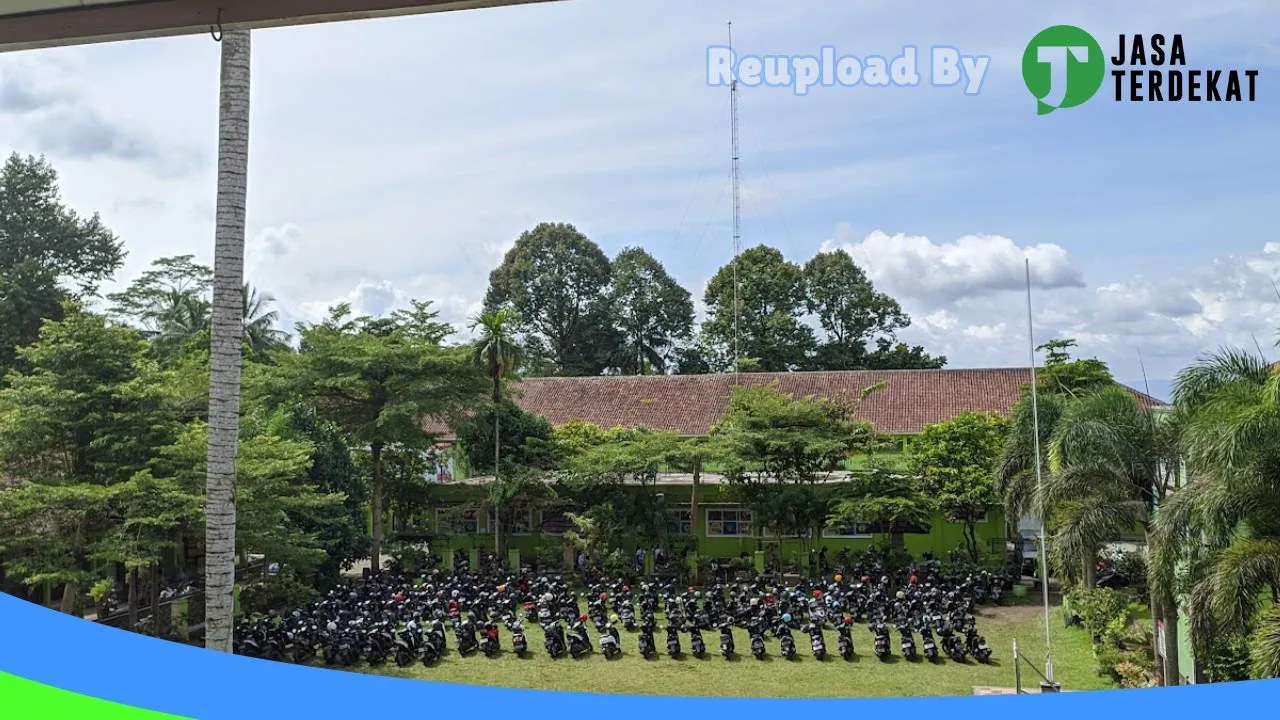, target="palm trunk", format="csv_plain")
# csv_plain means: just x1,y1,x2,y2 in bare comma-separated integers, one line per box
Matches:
493,395,501,555
1081,546,1097,589
370,441,385,573
204,28,251,654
